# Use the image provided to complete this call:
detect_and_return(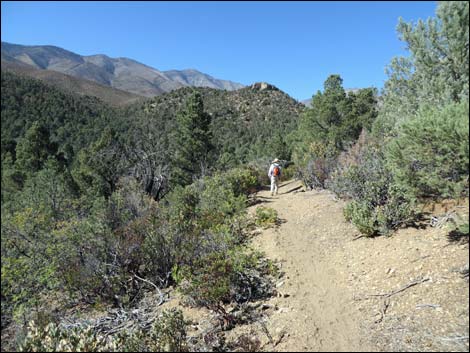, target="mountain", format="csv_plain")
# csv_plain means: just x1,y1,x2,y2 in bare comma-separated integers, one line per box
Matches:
1,42,244,97
1,59,144,106
163,69,242,91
